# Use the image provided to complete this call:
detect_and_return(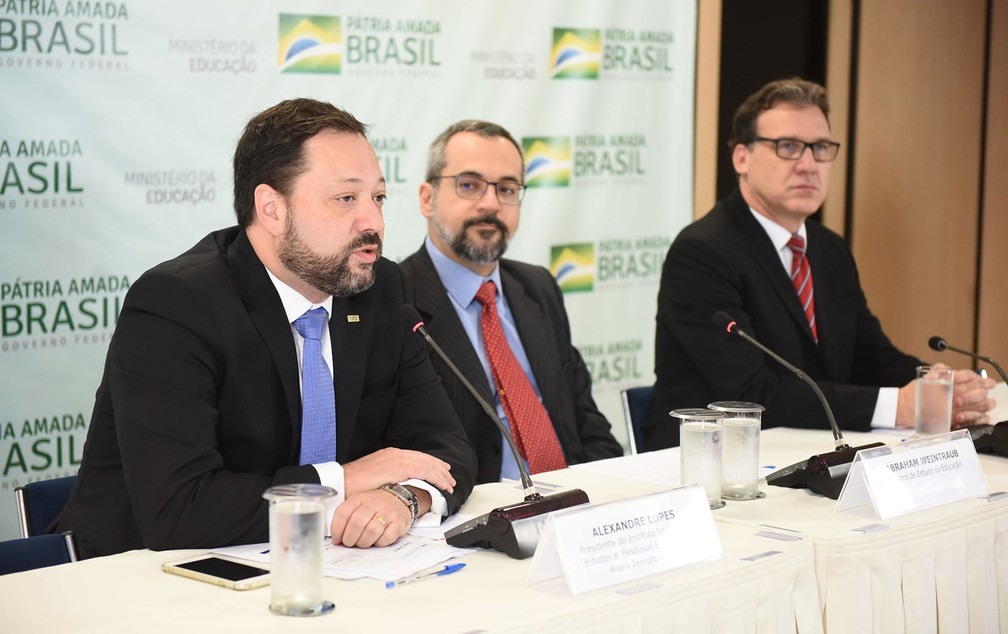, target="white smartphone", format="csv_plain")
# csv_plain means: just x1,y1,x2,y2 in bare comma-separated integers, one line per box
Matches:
161,555,270,591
